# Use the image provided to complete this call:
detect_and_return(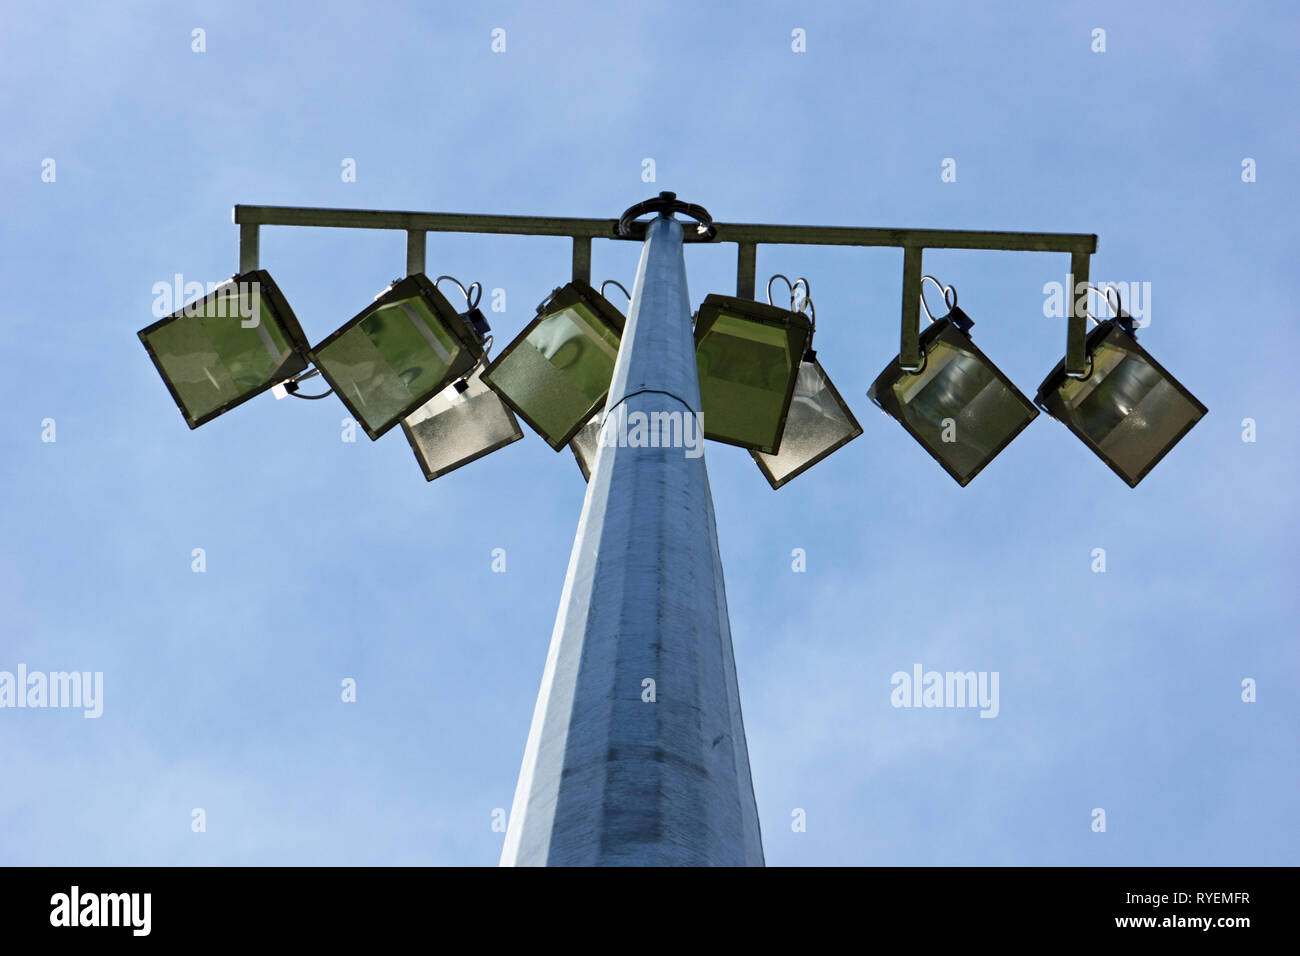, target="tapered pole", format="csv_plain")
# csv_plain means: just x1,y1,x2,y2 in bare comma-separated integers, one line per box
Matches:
500,213,764,866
